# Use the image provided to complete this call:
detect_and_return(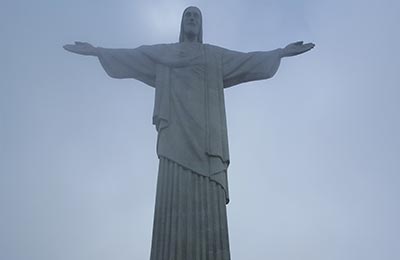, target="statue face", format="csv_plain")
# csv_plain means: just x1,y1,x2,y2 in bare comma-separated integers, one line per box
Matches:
182,7,201,39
